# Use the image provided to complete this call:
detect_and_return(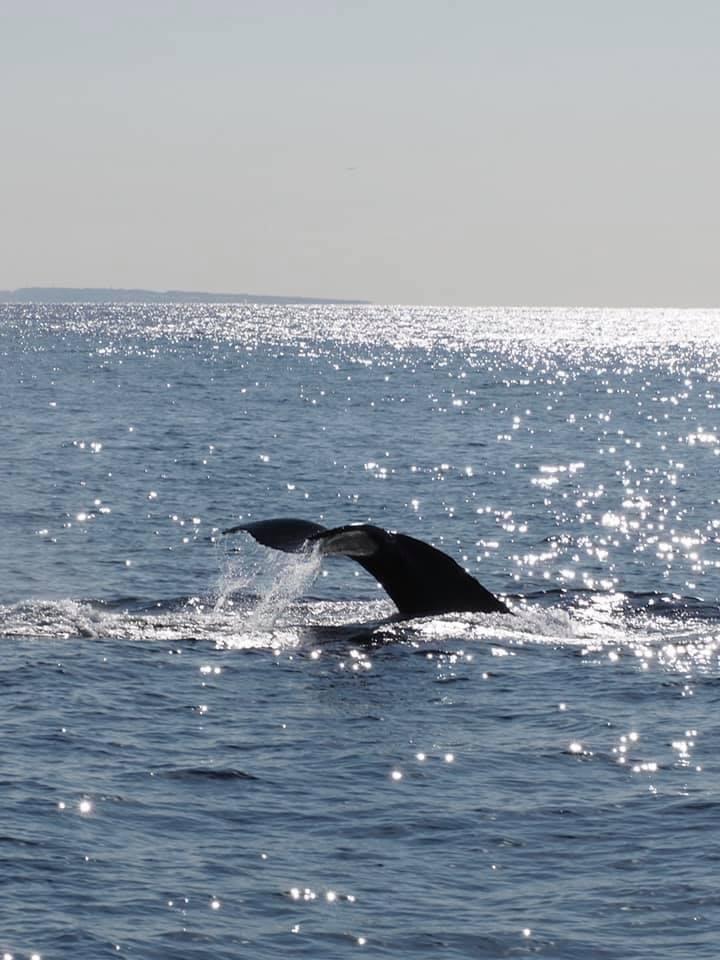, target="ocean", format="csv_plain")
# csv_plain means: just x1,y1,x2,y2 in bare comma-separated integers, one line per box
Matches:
1,303,719,959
